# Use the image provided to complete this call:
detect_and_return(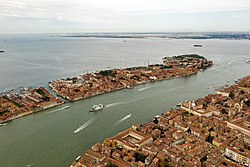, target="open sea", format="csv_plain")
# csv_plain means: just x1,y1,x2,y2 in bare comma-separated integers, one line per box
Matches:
0,34,250,167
